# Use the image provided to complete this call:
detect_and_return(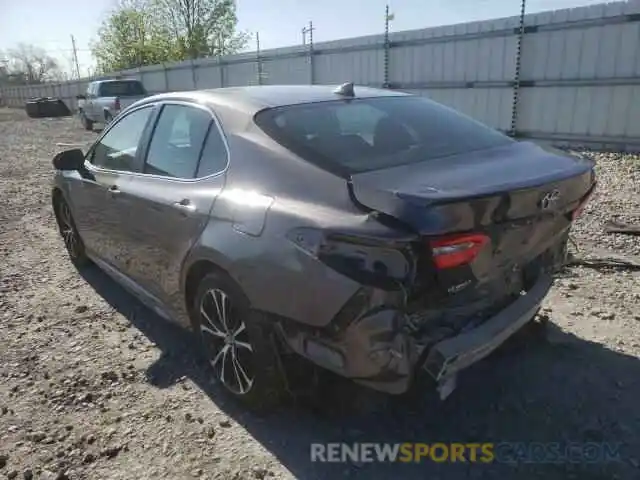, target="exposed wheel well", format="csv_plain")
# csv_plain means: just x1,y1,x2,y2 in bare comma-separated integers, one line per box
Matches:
184,260,232,323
